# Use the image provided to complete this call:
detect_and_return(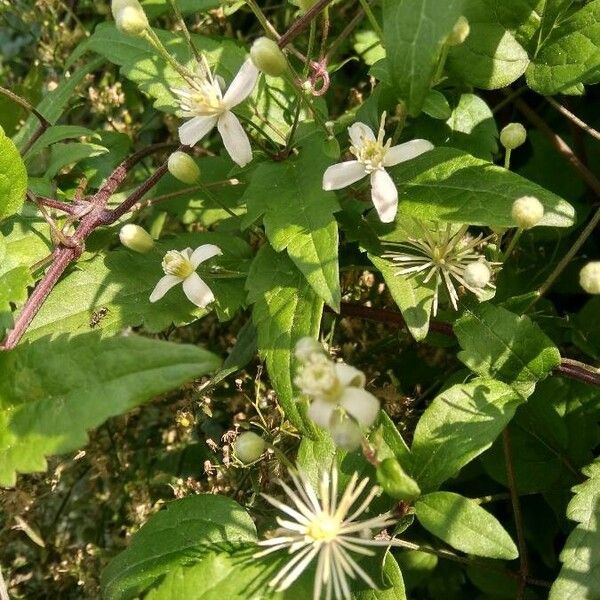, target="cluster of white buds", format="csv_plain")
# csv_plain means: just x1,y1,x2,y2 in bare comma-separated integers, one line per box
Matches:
294,338,380,450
